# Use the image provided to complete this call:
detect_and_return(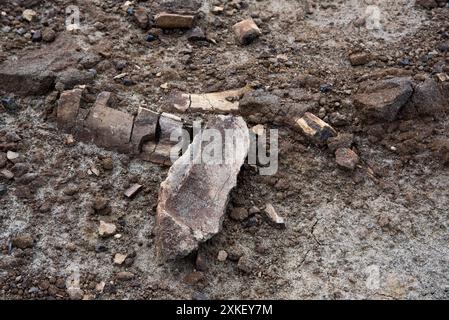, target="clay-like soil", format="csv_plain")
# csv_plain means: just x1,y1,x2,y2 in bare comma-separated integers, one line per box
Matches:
1,0,449,299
